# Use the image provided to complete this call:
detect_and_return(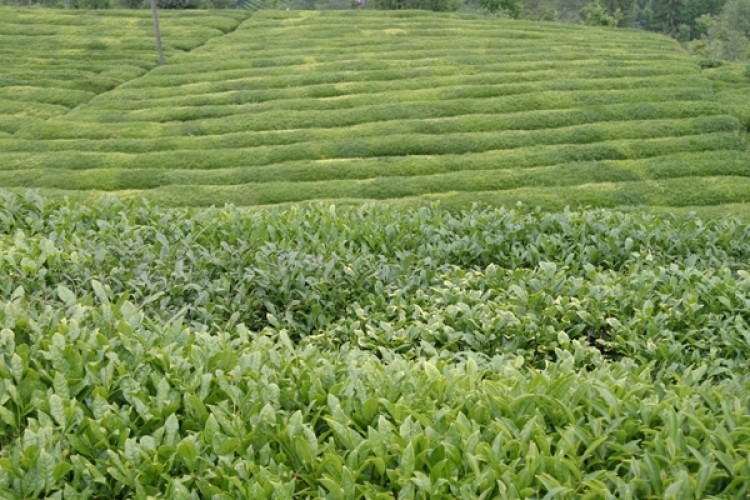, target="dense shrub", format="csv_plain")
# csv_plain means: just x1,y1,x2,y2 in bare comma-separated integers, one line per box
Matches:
477,0,522,17
0,193,749,497
699,58,724,68
156,0,198,8
370,0,461,11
